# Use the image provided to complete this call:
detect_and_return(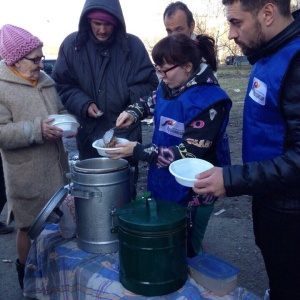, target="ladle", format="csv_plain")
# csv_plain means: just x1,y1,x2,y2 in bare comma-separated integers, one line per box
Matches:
103,126,117,144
